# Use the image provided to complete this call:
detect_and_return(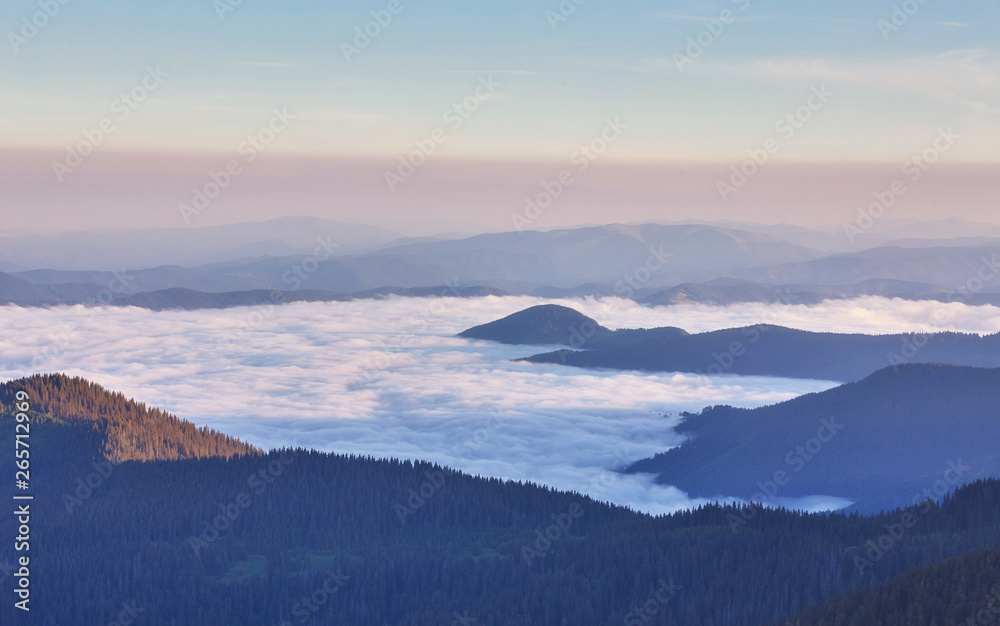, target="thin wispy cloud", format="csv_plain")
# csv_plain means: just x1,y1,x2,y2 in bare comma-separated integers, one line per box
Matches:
155,100,271,114
295,108,391,124
5,1,999,165
446,70,539,75
658,12,865,23
659,13,729,22
231,61,300,68
645,49,1000,112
